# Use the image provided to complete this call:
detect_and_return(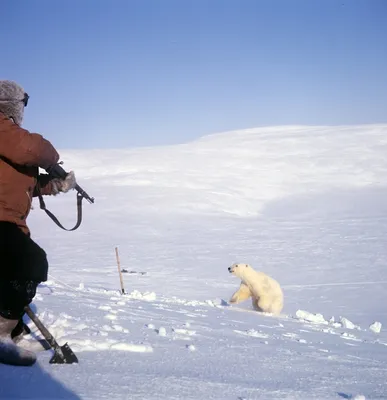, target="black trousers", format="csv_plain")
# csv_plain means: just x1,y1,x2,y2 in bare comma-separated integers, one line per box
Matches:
0,280,38,320
0,221,48,320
